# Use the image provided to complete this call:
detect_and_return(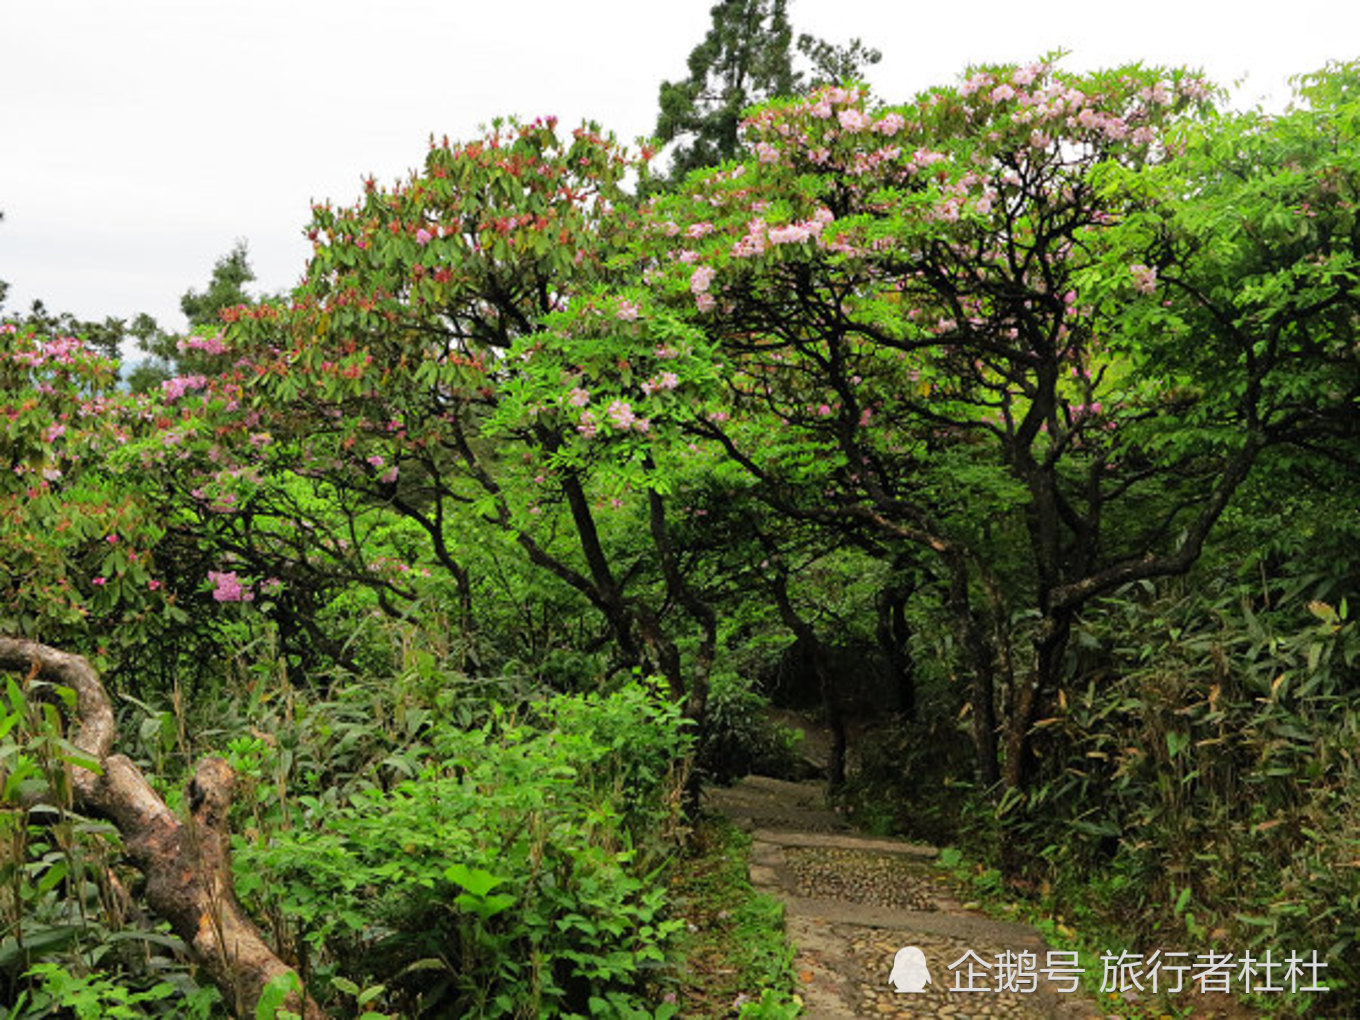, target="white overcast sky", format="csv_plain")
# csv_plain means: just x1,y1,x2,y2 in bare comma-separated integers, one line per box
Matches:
3,0,1357,337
